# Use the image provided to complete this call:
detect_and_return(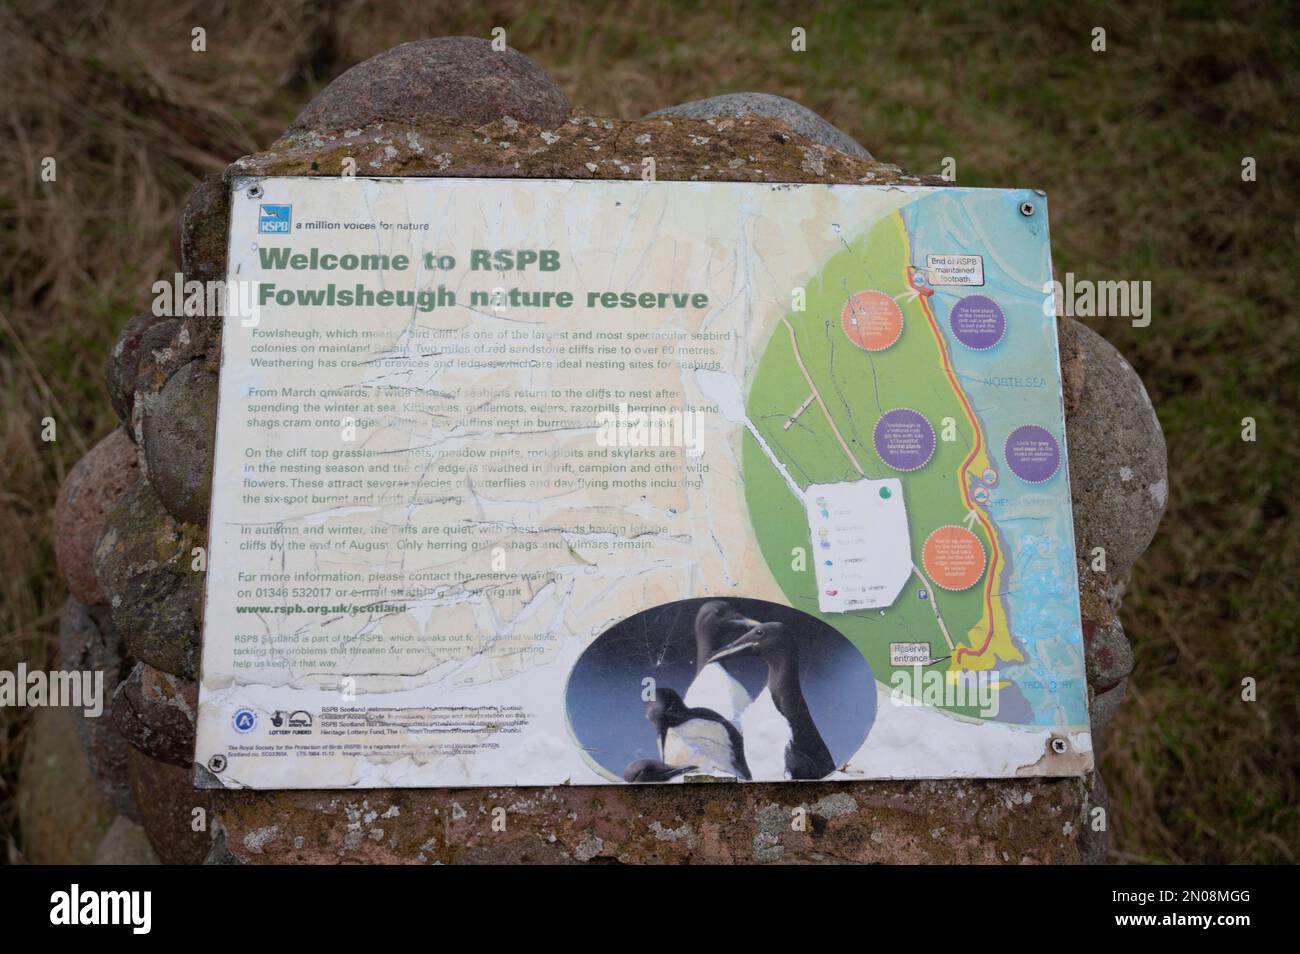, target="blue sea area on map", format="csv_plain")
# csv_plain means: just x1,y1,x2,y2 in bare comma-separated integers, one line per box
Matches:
901,189,1088,728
